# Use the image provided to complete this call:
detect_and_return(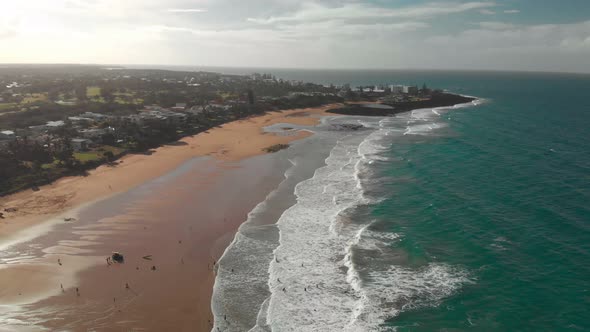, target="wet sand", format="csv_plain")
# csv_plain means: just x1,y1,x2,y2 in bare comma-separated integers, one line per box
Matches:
0,105,341,331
